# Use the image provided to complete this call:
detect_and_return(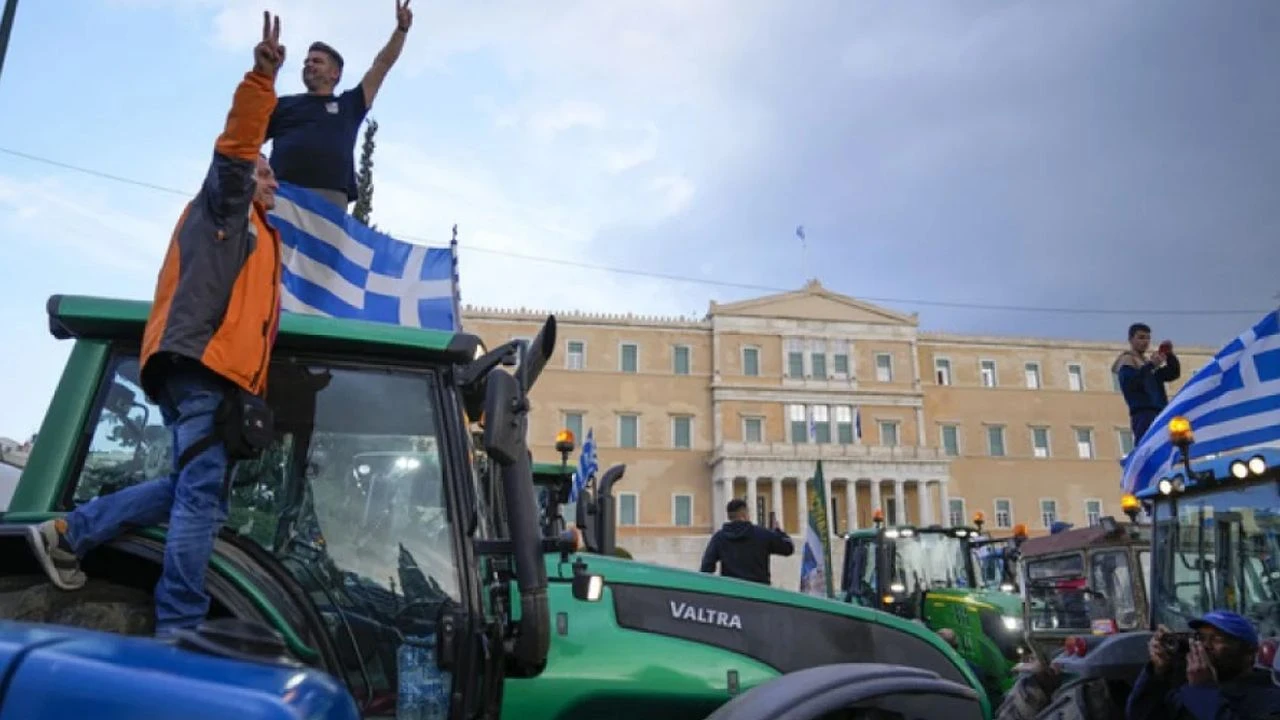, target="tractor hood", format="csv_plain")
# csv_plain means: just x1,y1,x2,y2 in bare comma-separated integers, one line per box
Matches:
924,587,1023,618
0,620,359,719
